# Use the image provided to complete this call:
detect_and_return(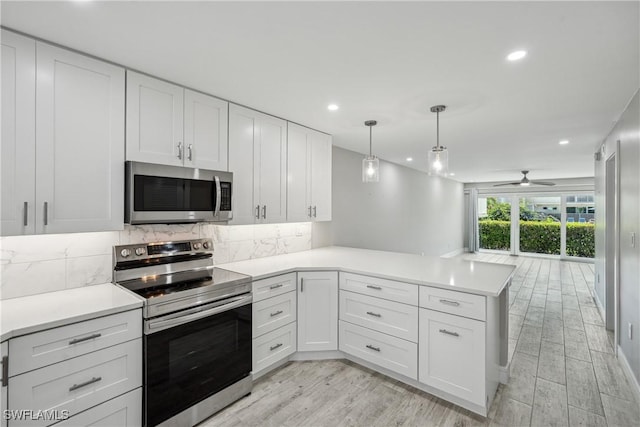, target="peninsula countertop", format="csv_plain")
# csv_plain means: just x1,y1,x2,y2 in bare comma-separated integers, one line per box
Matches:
219,246,515,297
